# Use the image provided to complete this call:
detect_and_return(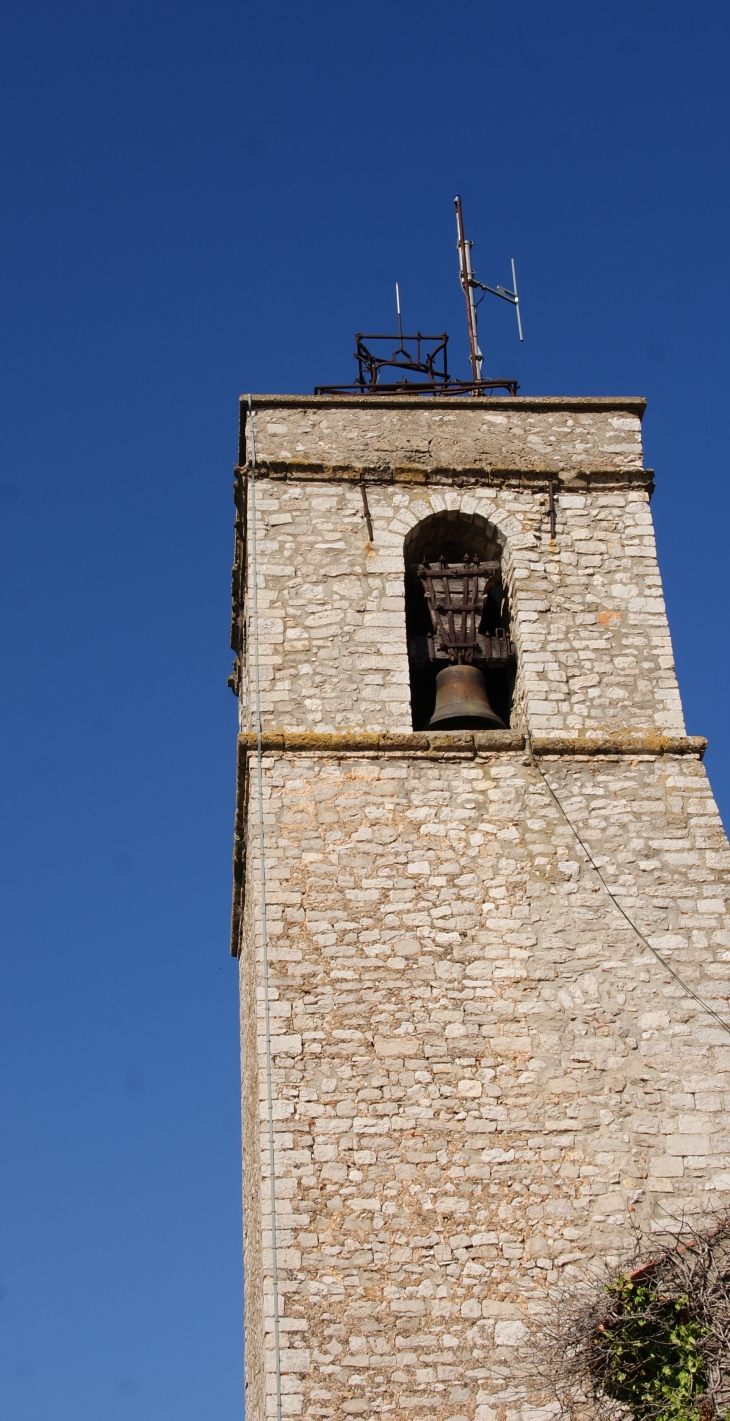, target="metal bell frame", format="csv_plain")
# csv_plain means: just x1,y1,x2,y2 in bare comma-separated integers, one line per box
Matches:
415,556,516,730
